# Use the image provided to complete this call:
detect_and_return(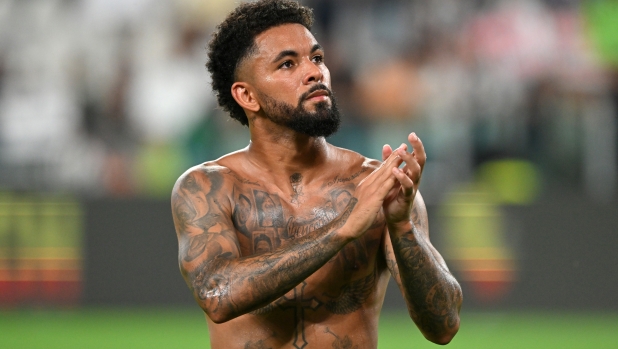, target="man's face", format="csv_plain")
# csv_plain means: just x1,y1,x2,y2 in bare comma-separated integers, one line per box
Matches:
240,23,340,137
